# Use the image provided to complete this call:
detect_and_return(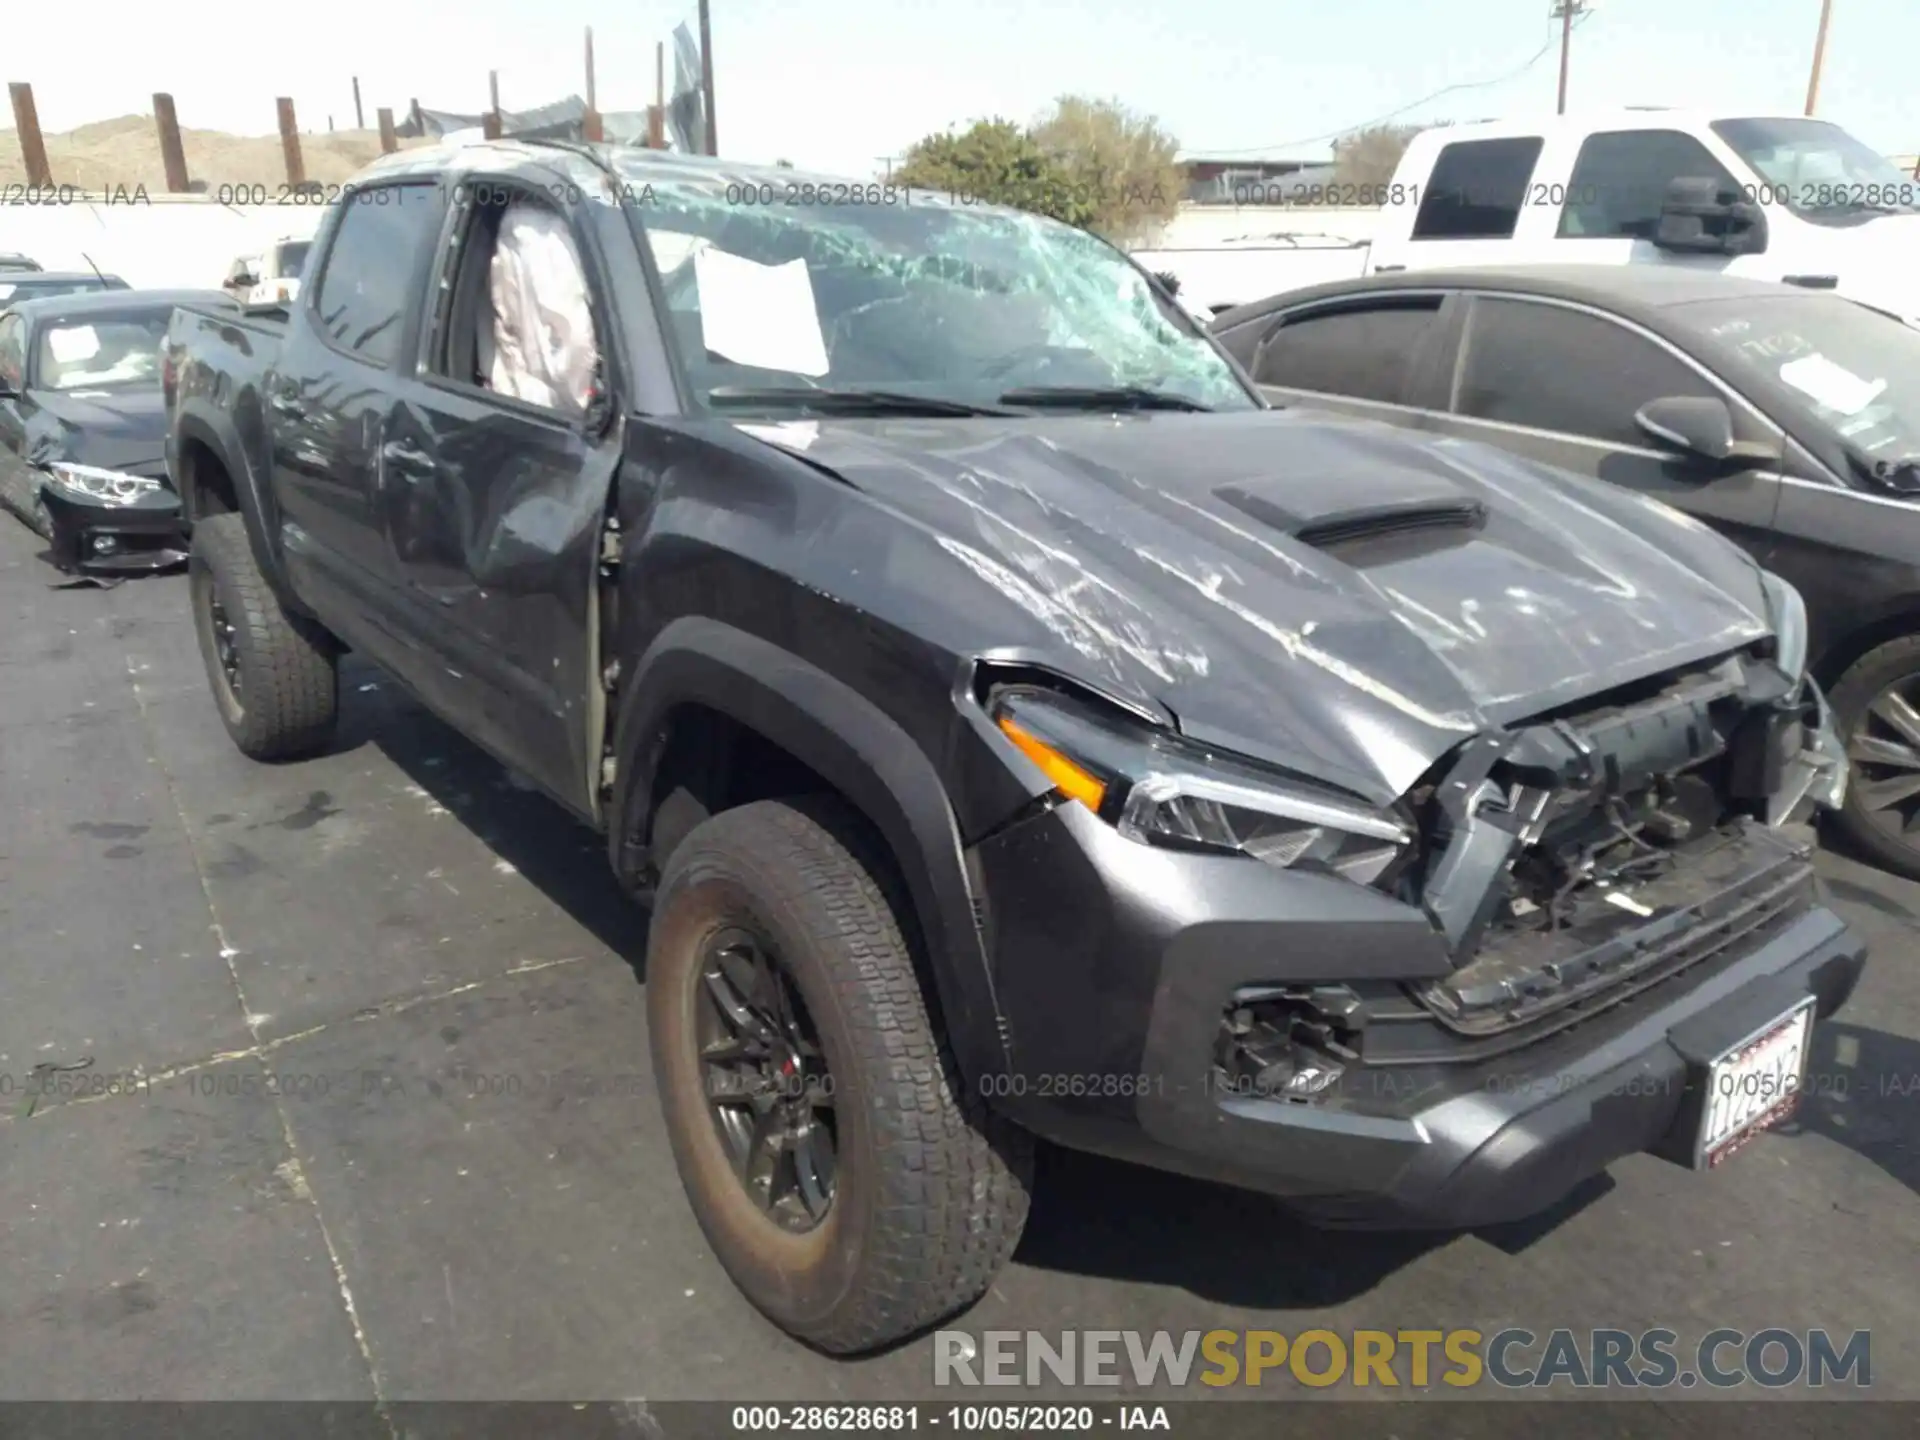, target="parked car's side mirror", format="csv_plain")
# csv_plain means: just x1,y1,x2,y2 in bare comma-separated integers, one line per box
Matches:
1636,395,1783,467
231,271,260,291
1654,177,1769,257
